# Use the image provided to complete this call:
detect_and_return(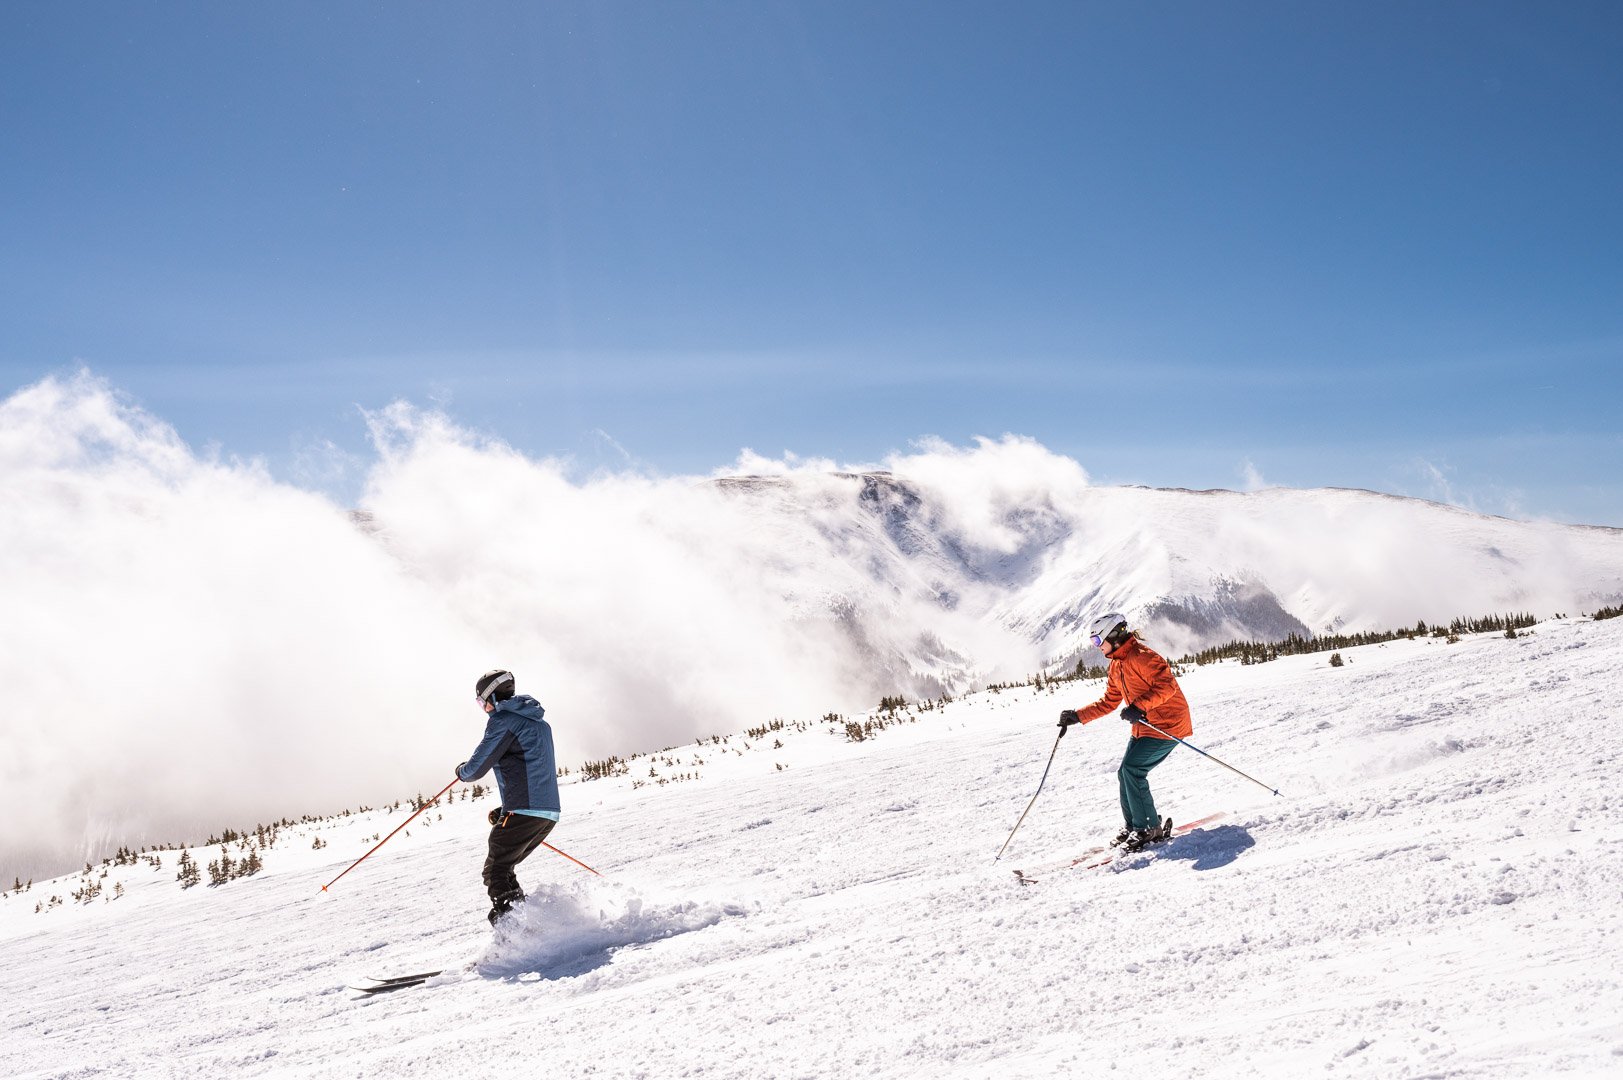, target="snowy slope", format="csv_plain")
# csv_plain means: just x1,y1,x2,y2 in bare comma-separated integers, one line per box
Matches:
4,616,1621,1078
